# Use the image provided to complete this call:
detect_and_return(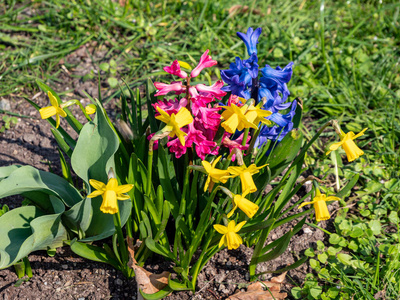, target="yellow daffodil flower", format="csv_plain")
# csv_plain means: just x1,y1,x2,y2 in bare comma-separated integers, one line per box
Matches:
228,163,267,193
202,156,231,192
85,104,97,115
227,189,259,218
298,189,340,222
39,91,67,128
213,220,246,250
155,106,193,146
87,178,133,215
326,128,367,162
220,103,258,134
245,105,272,126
